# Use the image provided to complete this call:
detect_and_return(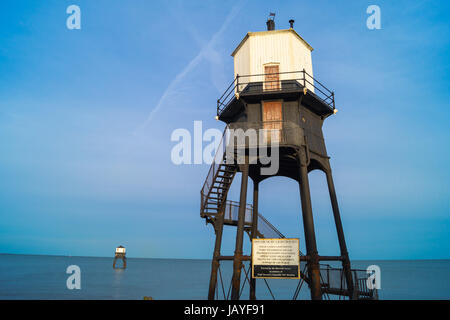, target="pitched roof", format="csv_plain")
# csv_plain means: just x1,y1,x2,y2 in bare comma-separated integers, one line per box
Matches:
231,29,314,57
